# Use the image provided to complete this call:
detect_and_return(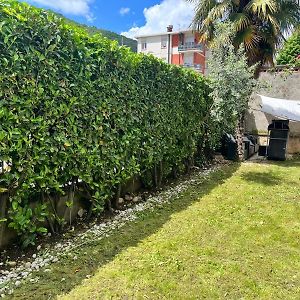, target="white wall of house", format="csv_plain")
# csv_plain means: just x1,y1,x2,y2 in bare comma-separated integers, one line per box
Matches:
137,35,170,62
136,30,206,74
